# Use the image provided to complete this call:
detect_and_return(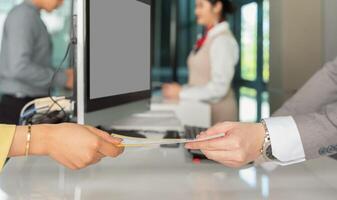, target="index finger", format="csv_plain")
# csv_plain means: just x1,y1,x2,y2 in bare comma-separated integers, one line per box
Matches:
185,135,237,151
98,139,124,158
86,126,123,144
203,122,237,136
